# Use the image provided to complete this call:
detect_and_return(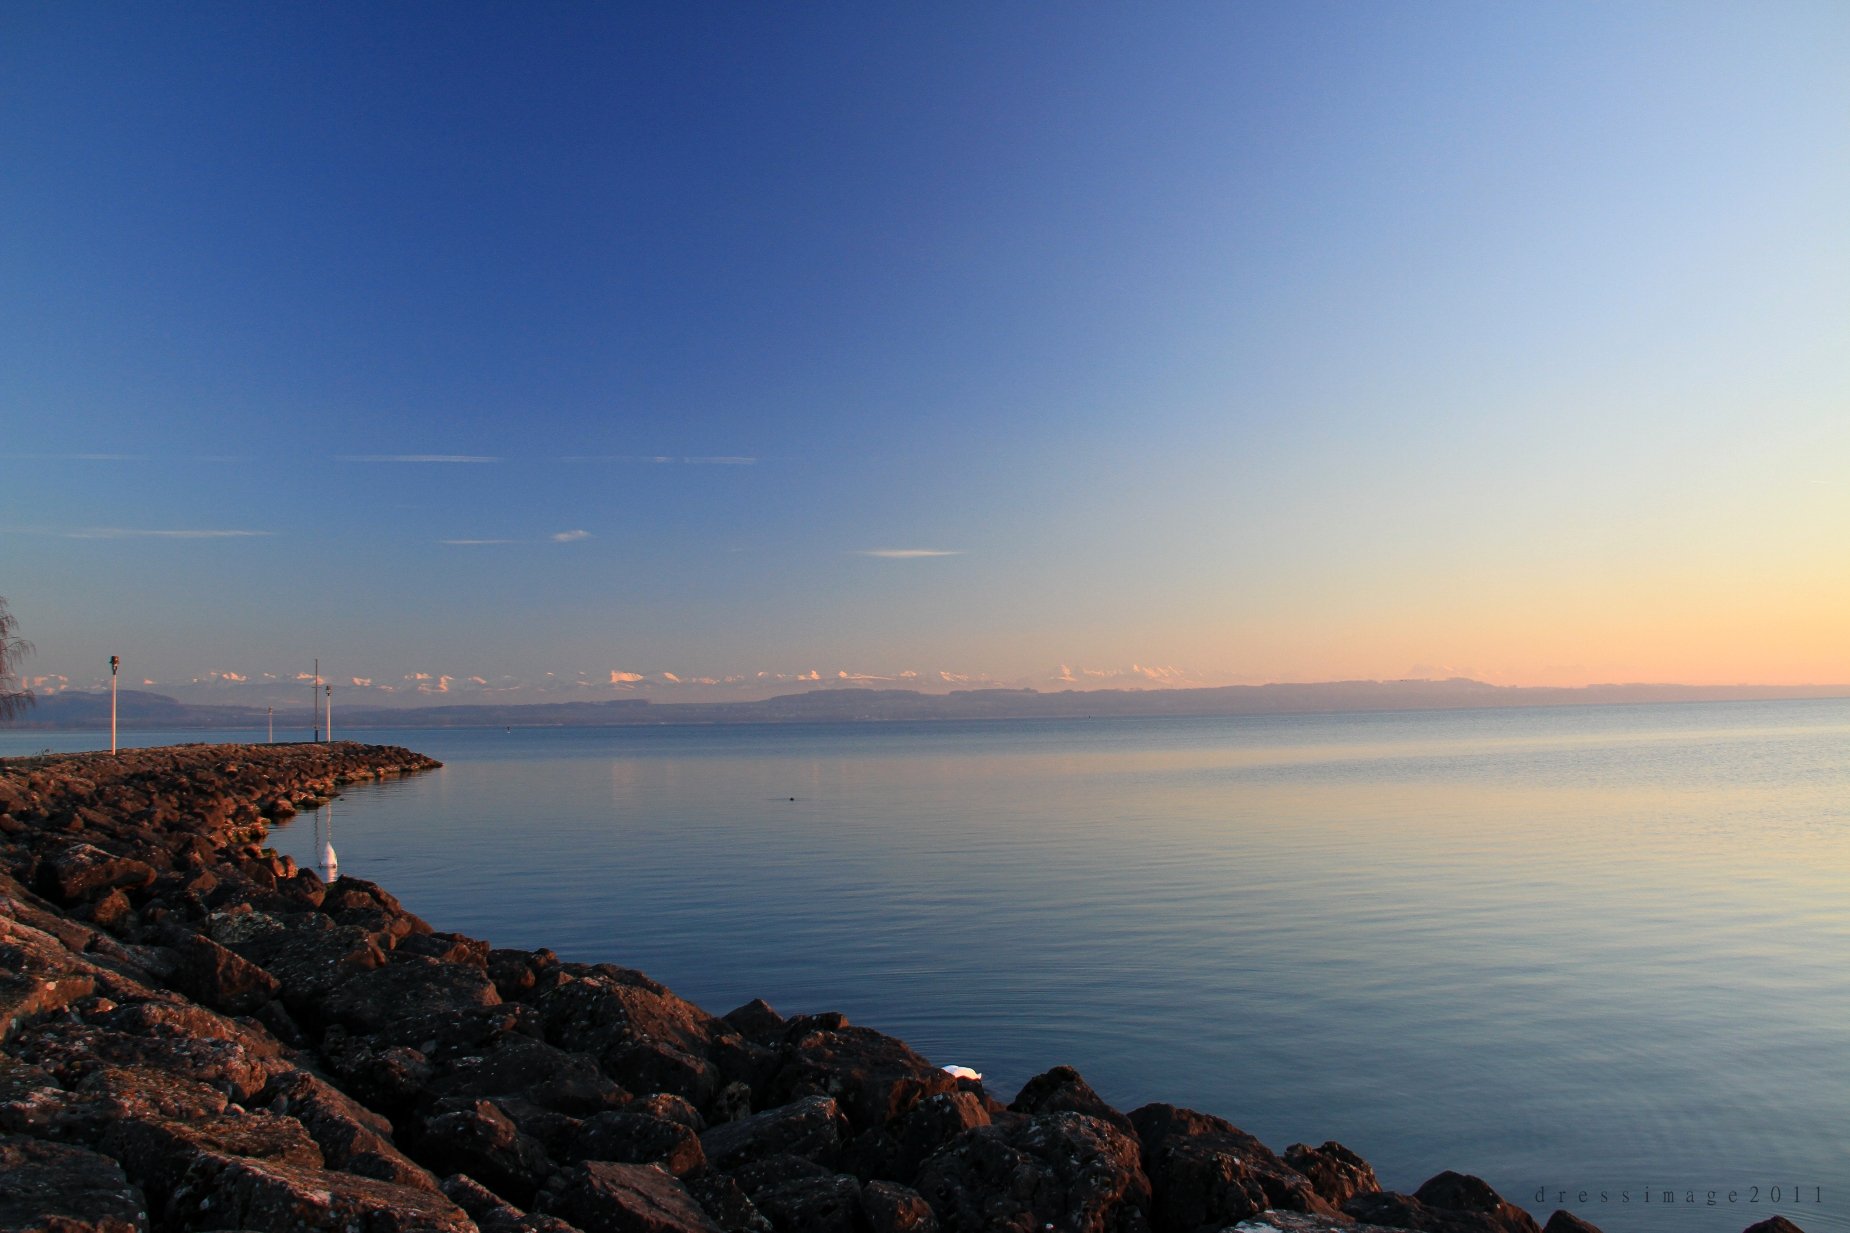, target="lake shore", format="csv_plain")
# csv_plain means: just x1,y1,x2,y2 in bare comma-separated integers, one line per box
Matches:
0,742,1804,1233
